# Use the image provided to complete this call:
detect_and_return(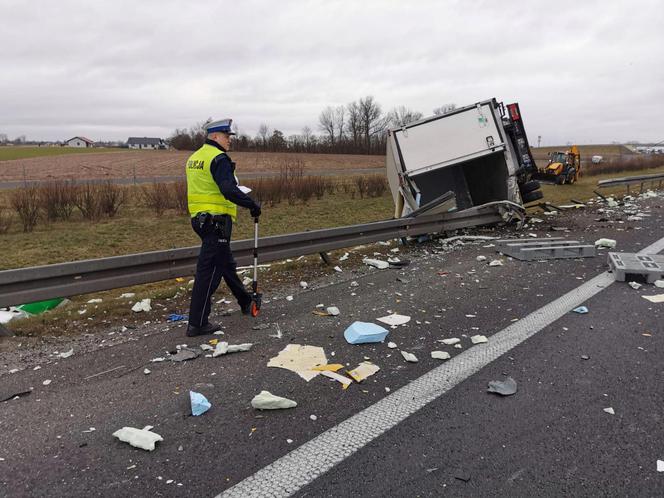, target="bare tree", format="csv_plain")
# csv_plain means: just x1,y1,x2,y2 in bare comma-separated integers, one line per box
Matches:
334,105,345,144
346,101,361,151
0,133,7,144
387,106,423,128
358,96,387,154
257,123,270,150
318,106,336,145
432,103,456,116
301,126,313,150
